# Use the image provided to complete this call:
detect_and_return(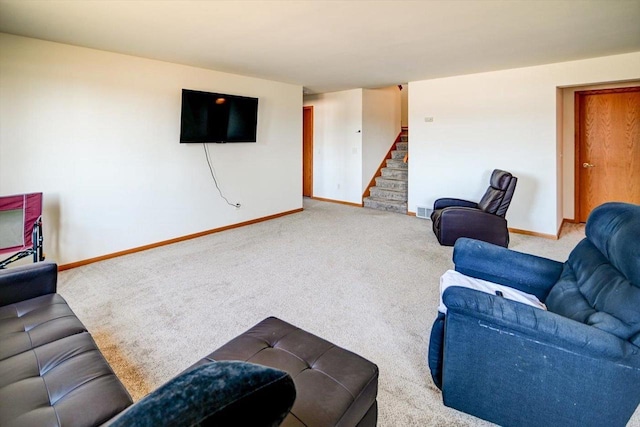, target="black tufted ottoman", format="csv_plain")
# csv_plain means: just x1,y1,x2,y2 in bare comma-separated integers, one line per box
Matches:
190,317,379,426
